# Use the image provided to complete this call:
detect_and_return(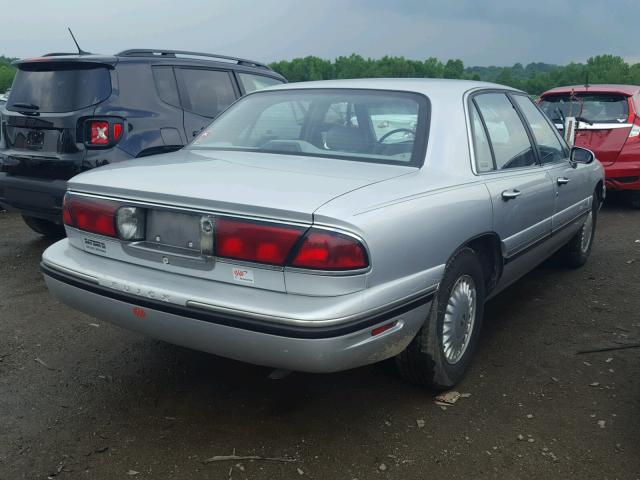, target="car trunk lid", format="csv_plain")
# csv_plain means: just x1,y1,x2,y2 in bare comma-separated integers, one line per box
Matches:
68,149,415,223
